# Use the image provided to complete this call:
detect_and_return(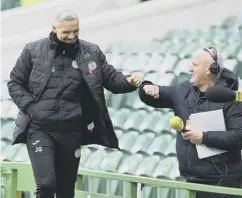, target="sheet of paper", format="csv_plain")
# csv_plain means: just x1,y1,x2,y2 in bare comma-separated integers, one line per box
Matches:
189,109,227,159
